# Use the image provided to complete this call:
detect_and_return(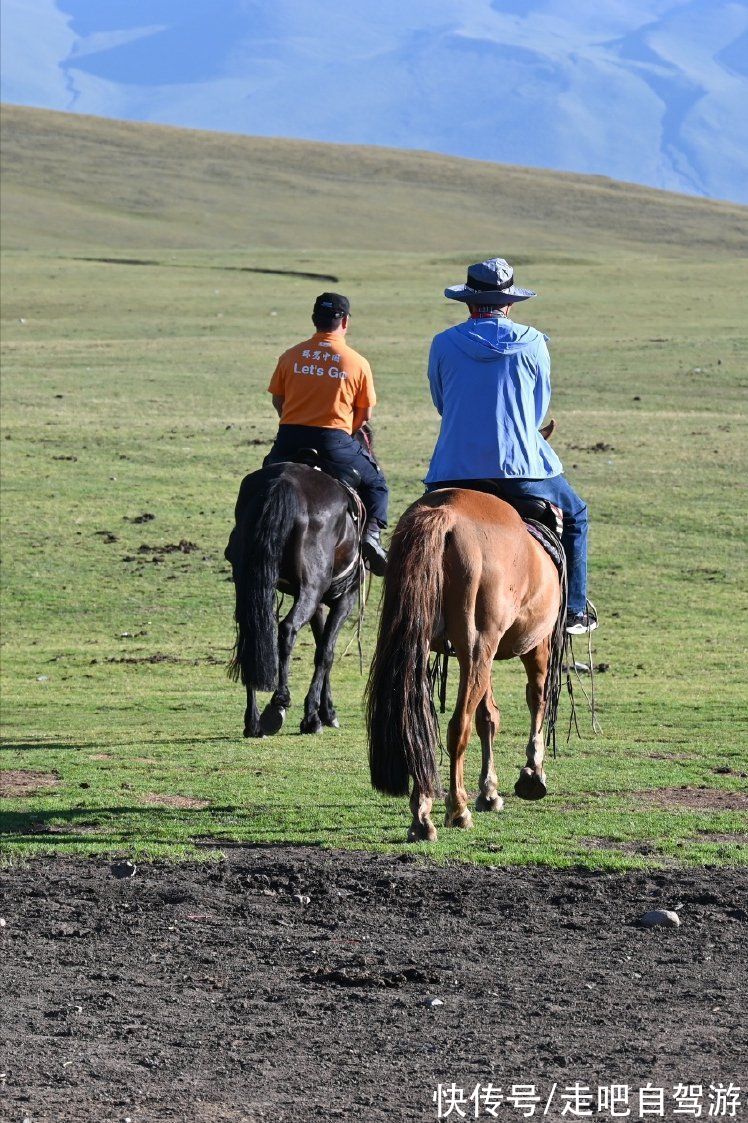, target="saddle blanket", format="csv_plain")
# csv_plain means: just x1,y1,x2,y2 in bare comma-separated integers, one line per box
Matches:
524,519,565,581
